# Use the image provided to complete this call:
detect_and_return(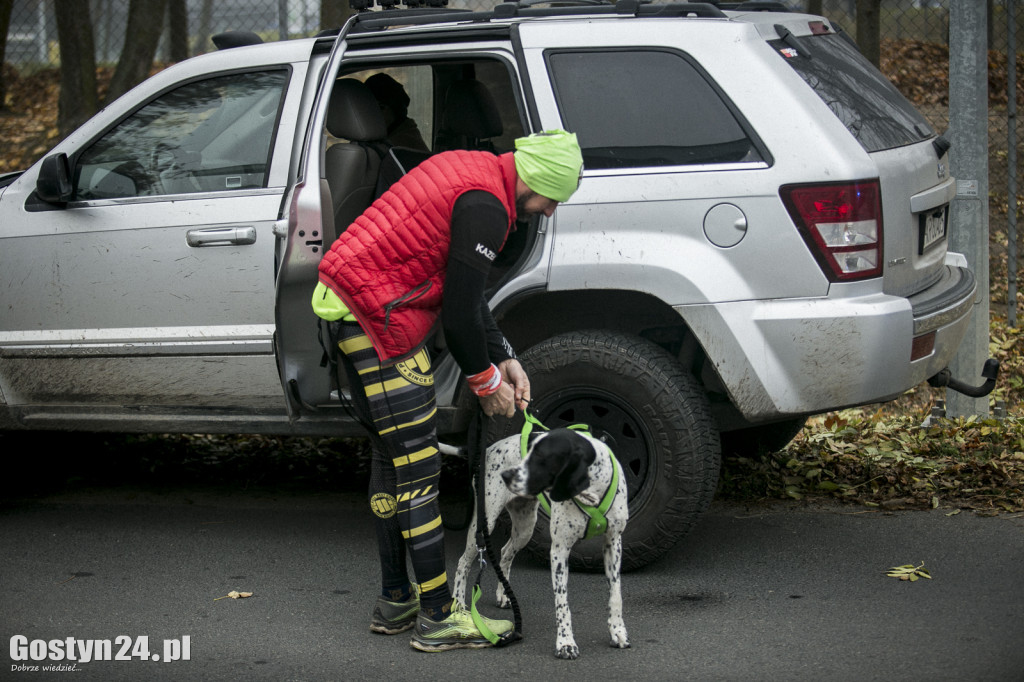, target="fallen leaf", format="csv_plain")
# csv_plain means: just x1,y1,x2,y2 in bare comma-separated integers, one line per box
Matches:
214,590,254,601
886,562,931,582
